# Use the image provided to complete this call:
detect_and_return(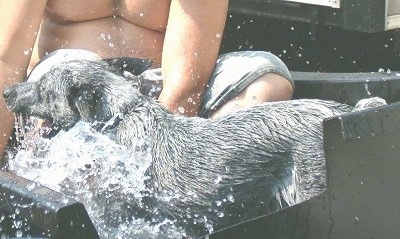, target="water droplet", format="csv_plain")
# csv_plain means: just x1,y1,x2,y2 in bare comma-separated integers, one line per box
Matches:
364,83,371,96
15,230,23,238
227,194,235,202
26,182,36,191
216,33,221,38
214,175,222,184
139,13,144,17
205,223,214,233
354,216,359,225
108,42,114,48
62,197,69,204
378,68,385,73
178,106,185,114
